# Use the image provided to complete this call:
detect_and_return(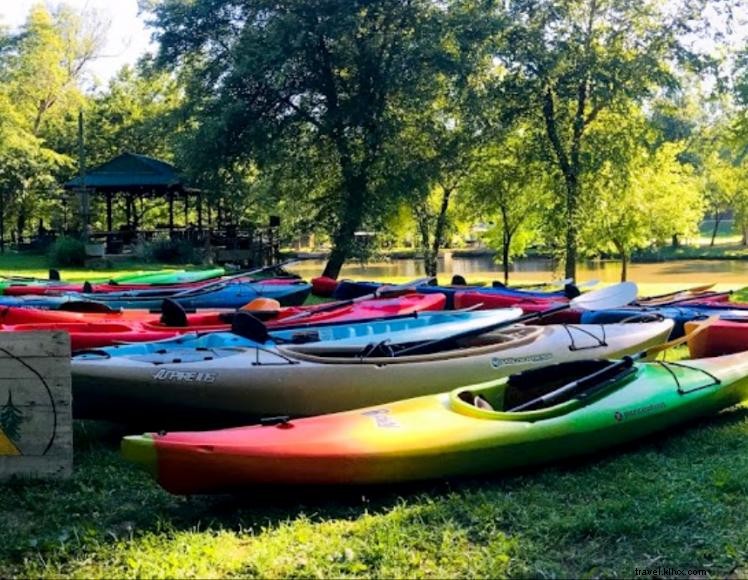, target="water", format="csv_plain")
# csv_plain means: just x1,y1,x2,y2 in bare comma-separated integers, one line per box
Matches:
288,255,748,286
